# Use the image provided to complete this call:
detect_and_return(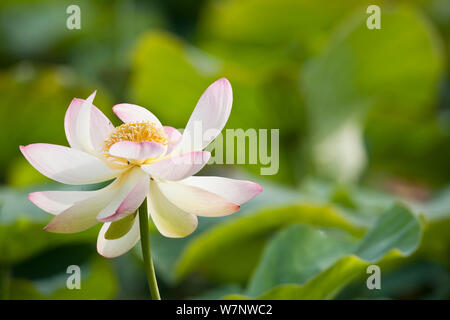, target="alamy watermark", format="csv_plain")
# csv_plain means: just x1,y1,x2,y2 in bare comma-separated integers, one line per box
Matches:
366,265,381,290
366,5,381,30
66,5,81,30
171,121,279,176
66,264,81,290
